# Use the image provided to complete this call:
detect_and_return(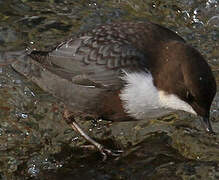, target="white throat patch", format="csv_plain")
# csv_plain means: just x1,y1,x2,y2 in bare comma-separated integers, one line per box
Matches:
158,91,196,115
119,71,196,120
